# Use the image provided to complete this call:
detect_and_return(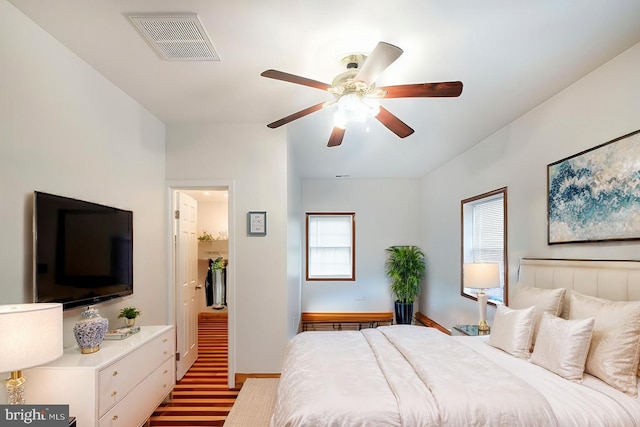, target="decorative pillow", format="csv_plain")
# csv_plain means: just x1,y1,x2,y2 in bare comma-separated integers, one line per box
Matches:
569,291,640,397
530,312,594,382
510,285,566,348
488,305,535,359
